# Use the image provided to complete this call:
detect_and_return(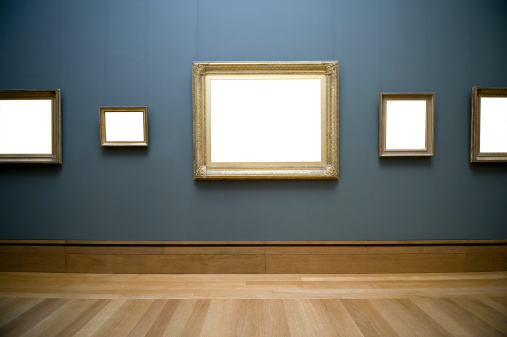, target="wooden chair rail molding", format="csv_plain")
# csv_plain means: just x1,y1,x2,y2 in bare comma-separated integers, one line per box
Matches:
0,239,505,274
